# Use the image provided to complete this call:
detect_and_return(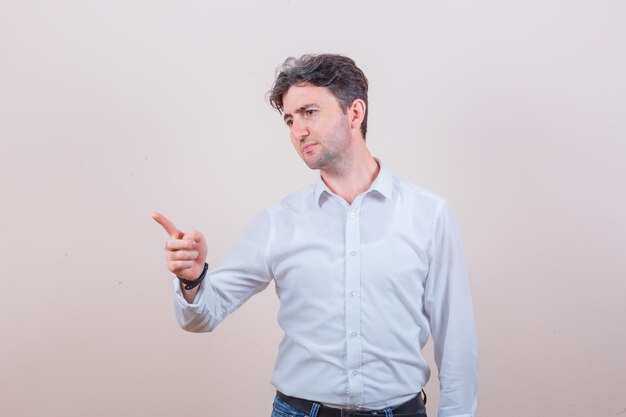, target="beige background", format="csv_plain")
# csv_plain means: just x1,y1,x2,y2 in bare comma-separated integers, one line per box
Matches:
1,1,625,416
